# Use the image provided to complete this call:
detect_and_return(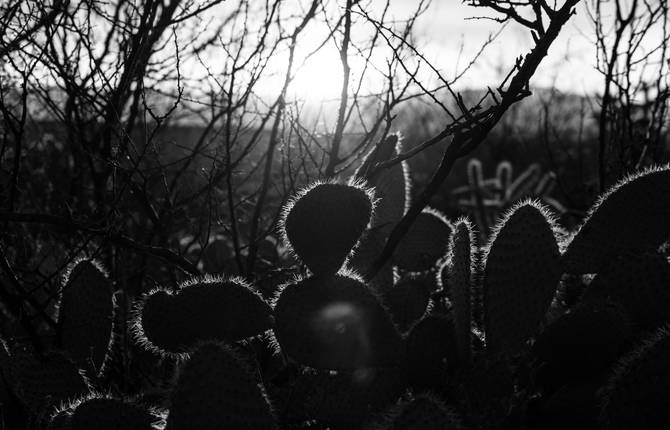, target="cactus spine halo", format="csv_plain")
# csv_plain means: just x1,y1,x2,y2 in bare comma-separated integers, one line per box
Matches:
448,217,477,364
57,258,114,374
166,341,277,430
273,272,403,370
51,392,160,430
563,164,670,274
280,179,375,276
133,275,273,357
482,199,561,354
